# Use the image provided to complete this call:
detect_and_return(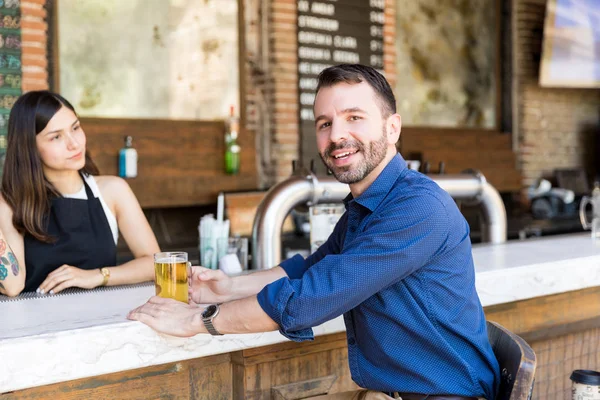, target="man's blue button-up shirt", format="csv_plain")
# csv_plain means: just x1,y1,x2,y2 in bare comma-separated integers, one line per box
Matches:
257,154,499,399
